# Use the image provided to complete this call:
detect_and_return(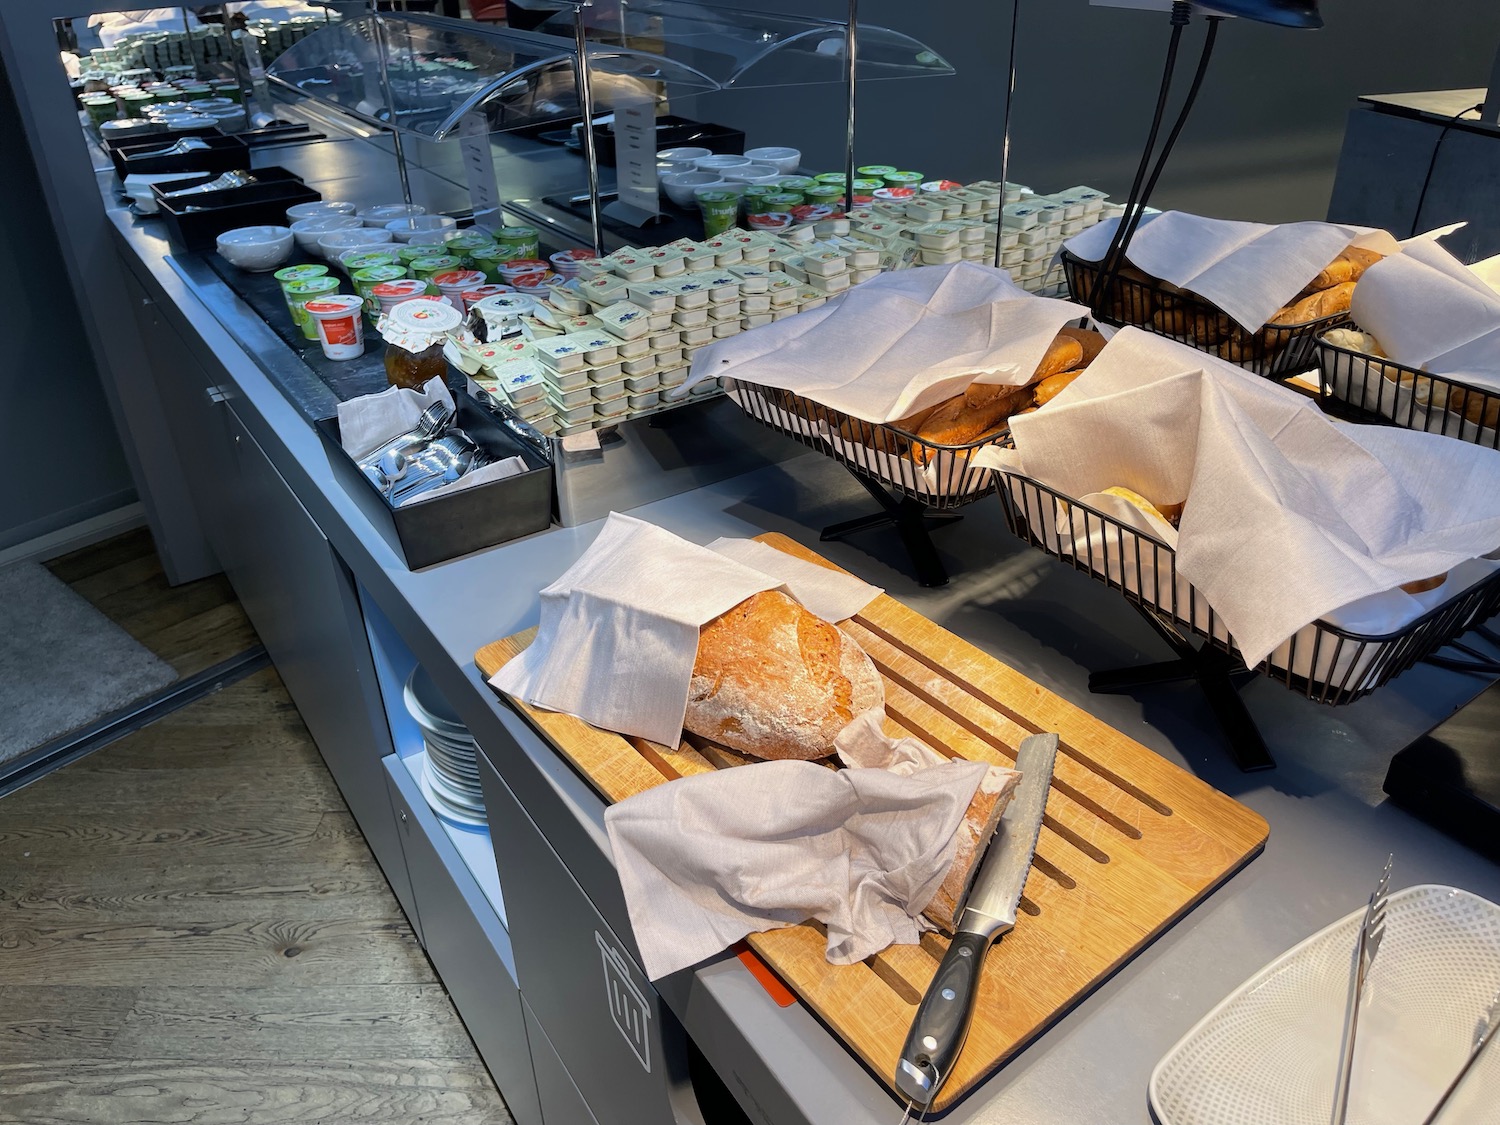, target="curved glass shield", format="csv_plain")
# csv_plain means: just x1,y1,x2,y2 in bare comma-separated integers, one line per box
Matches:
264,12,719,140
537,0,954,90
